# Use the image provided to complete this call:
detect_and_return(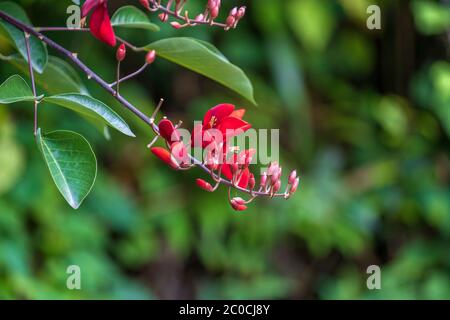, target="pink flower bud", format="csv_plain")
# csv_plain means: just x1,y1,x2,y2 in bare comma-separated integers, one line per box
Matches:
230,7,238,17
159,13,168,22
139,0,151,11
116,43,126,62
289,178,300,195
260,172,267,187
237,6,246,19
170,21,183,29
272,180,281,193
145,50,156,64
231,163,239,175
210,6,219,19
226,16,236,28
195,13,205,22
288,170,297,185
196,179,214,192
171,142,190,167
